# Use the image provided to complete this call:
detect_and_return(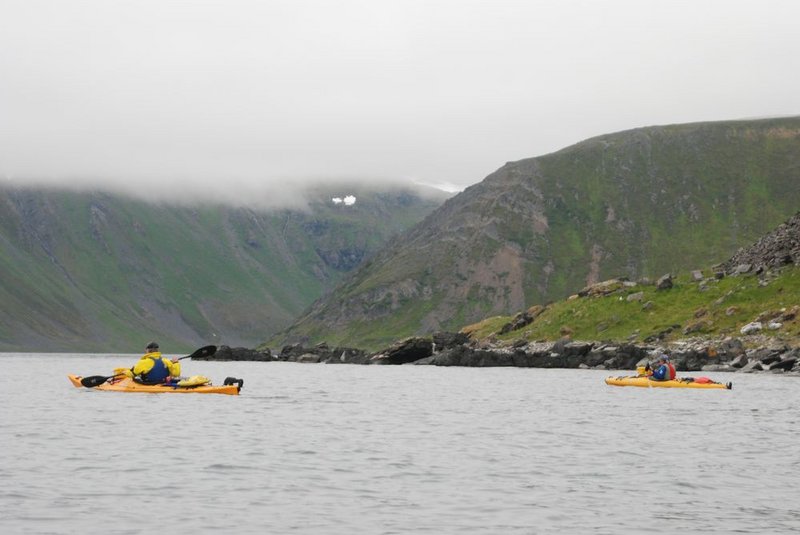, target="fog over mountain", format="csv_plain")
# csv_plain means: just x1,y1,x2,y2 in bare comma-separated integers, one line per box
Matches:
1,0,799,207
